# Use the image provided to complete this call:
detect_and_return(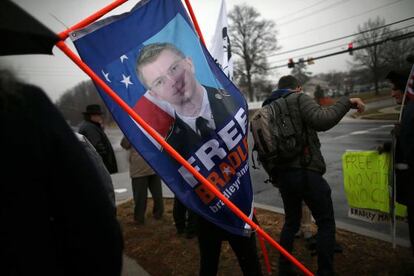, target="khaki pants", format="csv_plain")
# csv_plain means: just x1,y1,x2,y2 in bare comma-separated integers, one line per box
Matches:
301,203,313,239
